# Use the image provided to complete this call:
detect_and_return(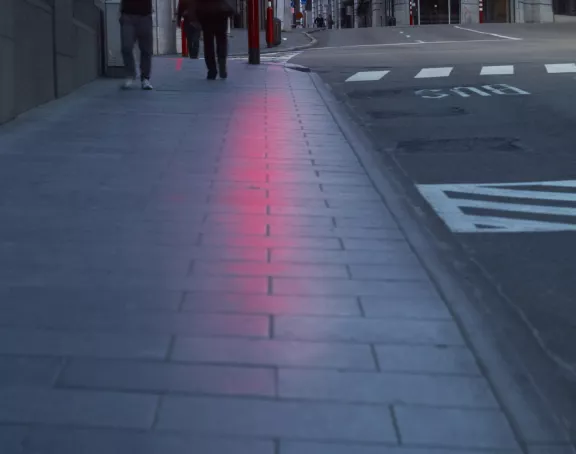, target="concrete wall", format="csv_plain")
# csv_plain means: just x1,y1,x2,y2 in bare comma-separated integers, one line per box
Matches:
518,0,554,21
0,0,103,125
